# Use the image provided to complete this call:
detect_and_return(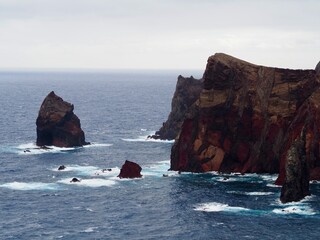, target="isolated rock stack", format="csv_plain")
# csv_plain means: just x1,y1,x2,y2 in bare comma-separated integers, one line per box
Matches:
36,91,89,147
